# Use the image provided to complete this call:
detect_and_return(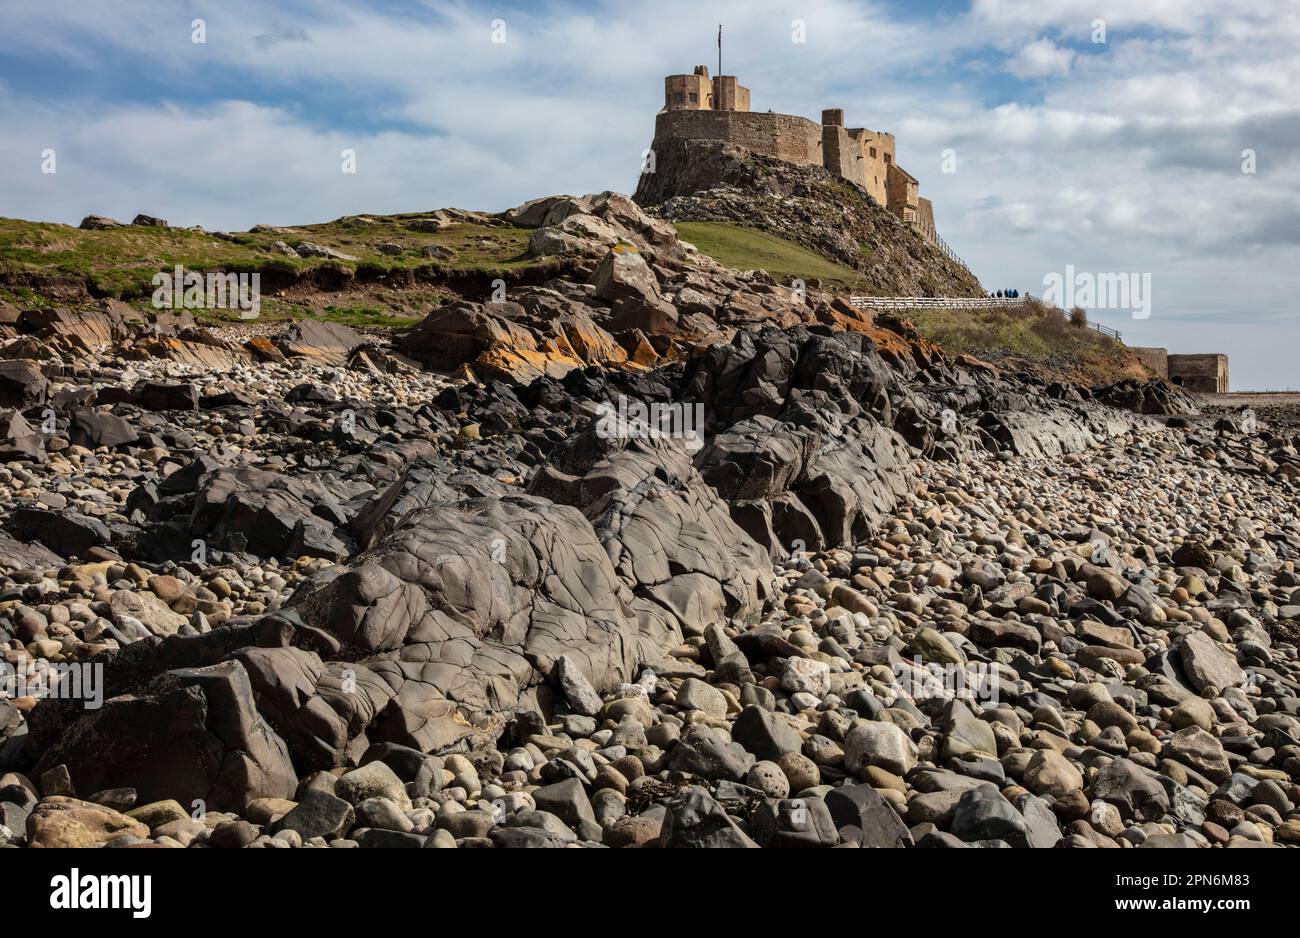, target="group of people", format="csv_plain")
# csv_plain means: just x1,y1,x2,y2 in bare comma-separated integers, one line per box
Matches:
989,288,1021,298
